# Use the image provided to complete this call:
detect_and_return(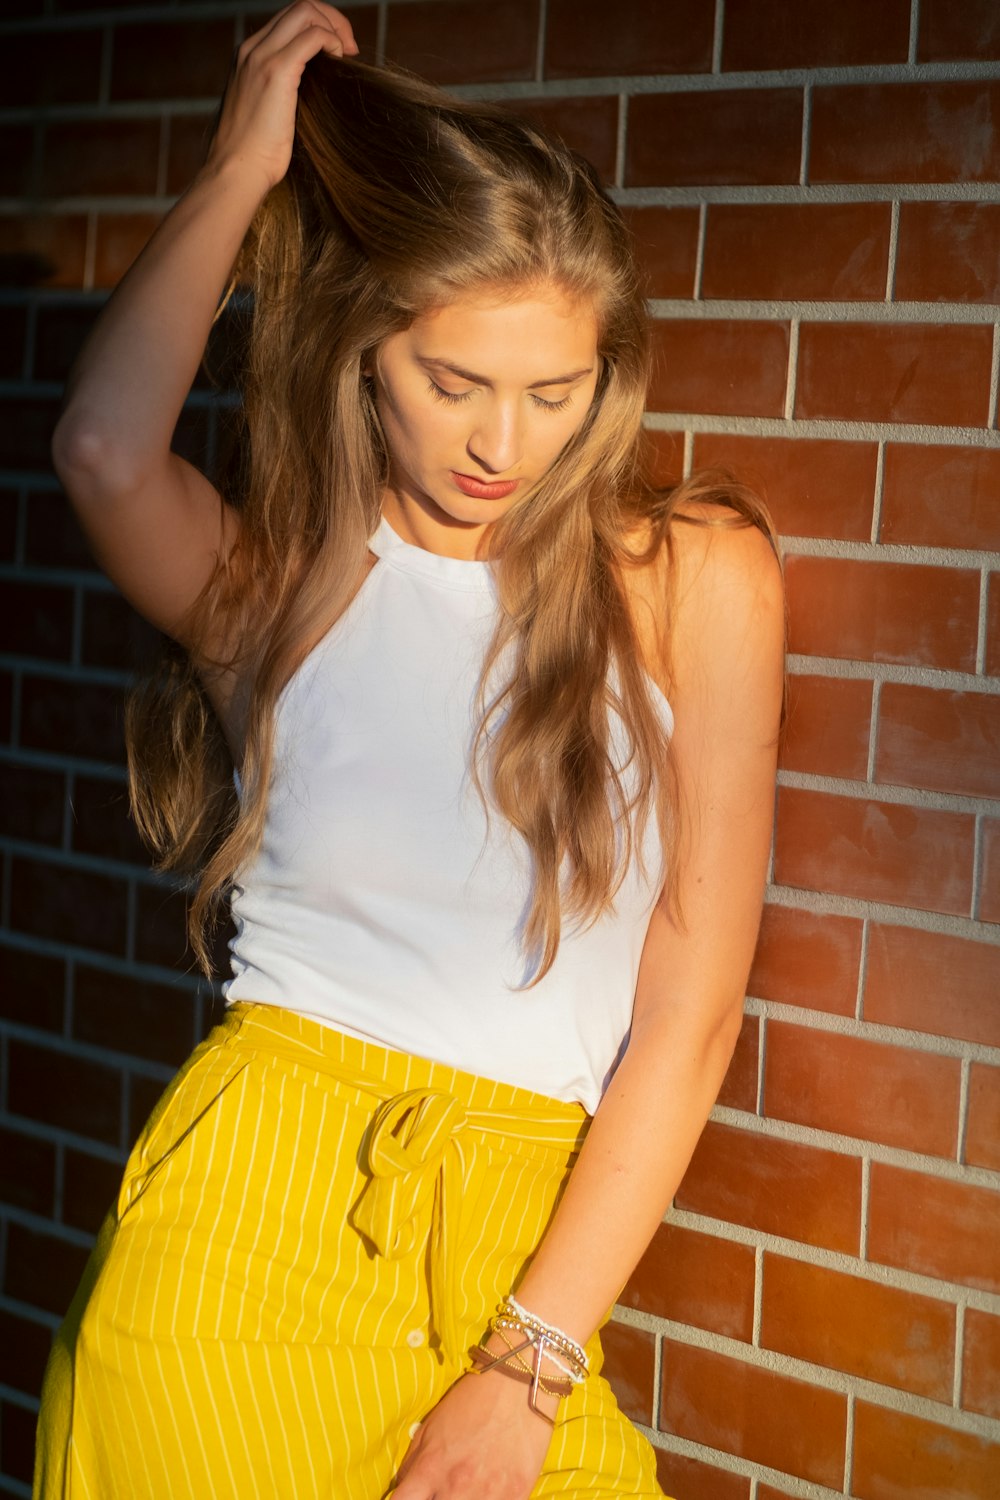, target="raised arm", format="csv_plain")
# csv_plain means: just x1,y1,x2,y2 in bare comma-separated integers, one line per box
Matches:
394,510,785,1498
50,2,358,648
